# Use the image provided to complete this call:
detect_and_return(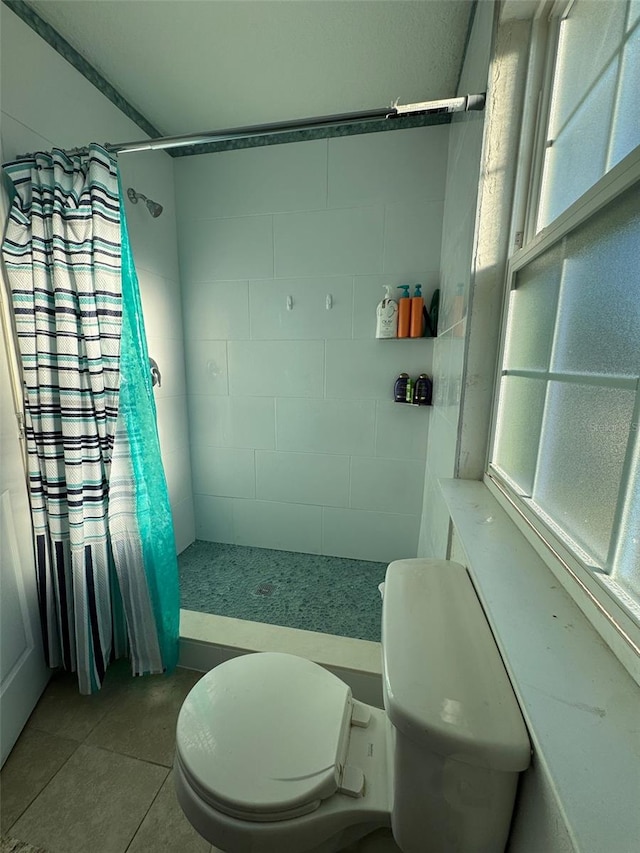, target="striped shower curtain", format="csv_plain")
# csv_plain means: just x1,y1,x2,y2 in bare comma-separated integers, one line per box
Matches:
1,144,178,693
